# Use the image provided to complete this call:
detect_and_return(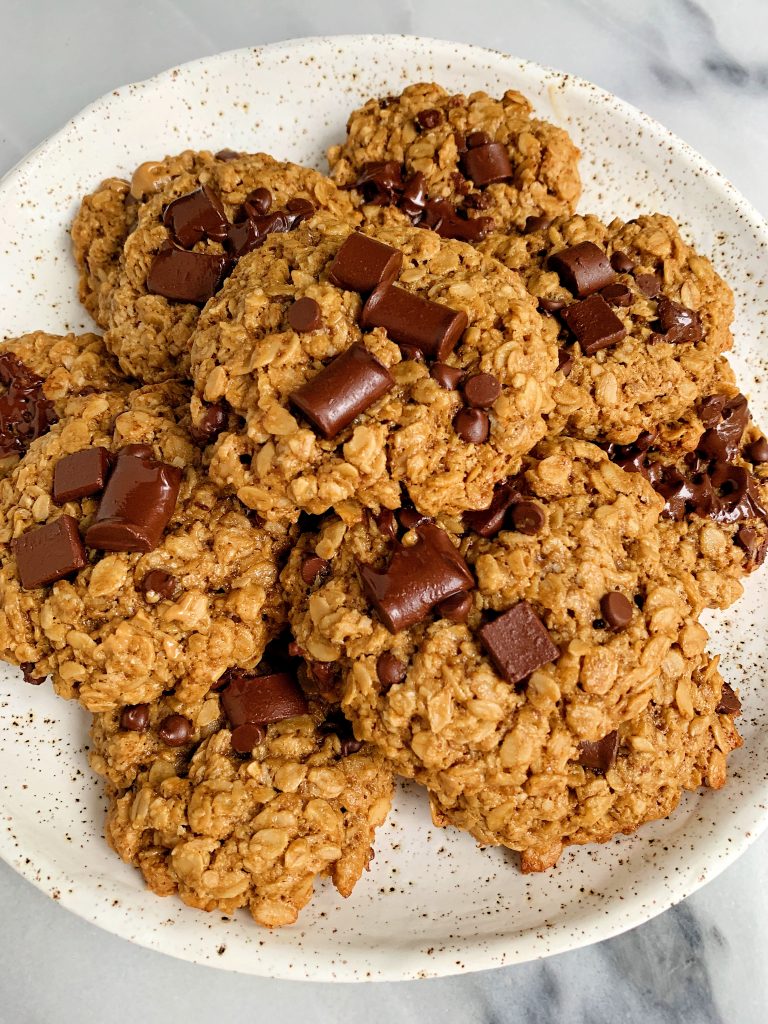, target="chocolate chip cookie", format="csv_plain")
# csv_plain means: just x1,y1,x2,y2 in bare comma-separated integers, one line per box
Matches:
191,220,558,523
